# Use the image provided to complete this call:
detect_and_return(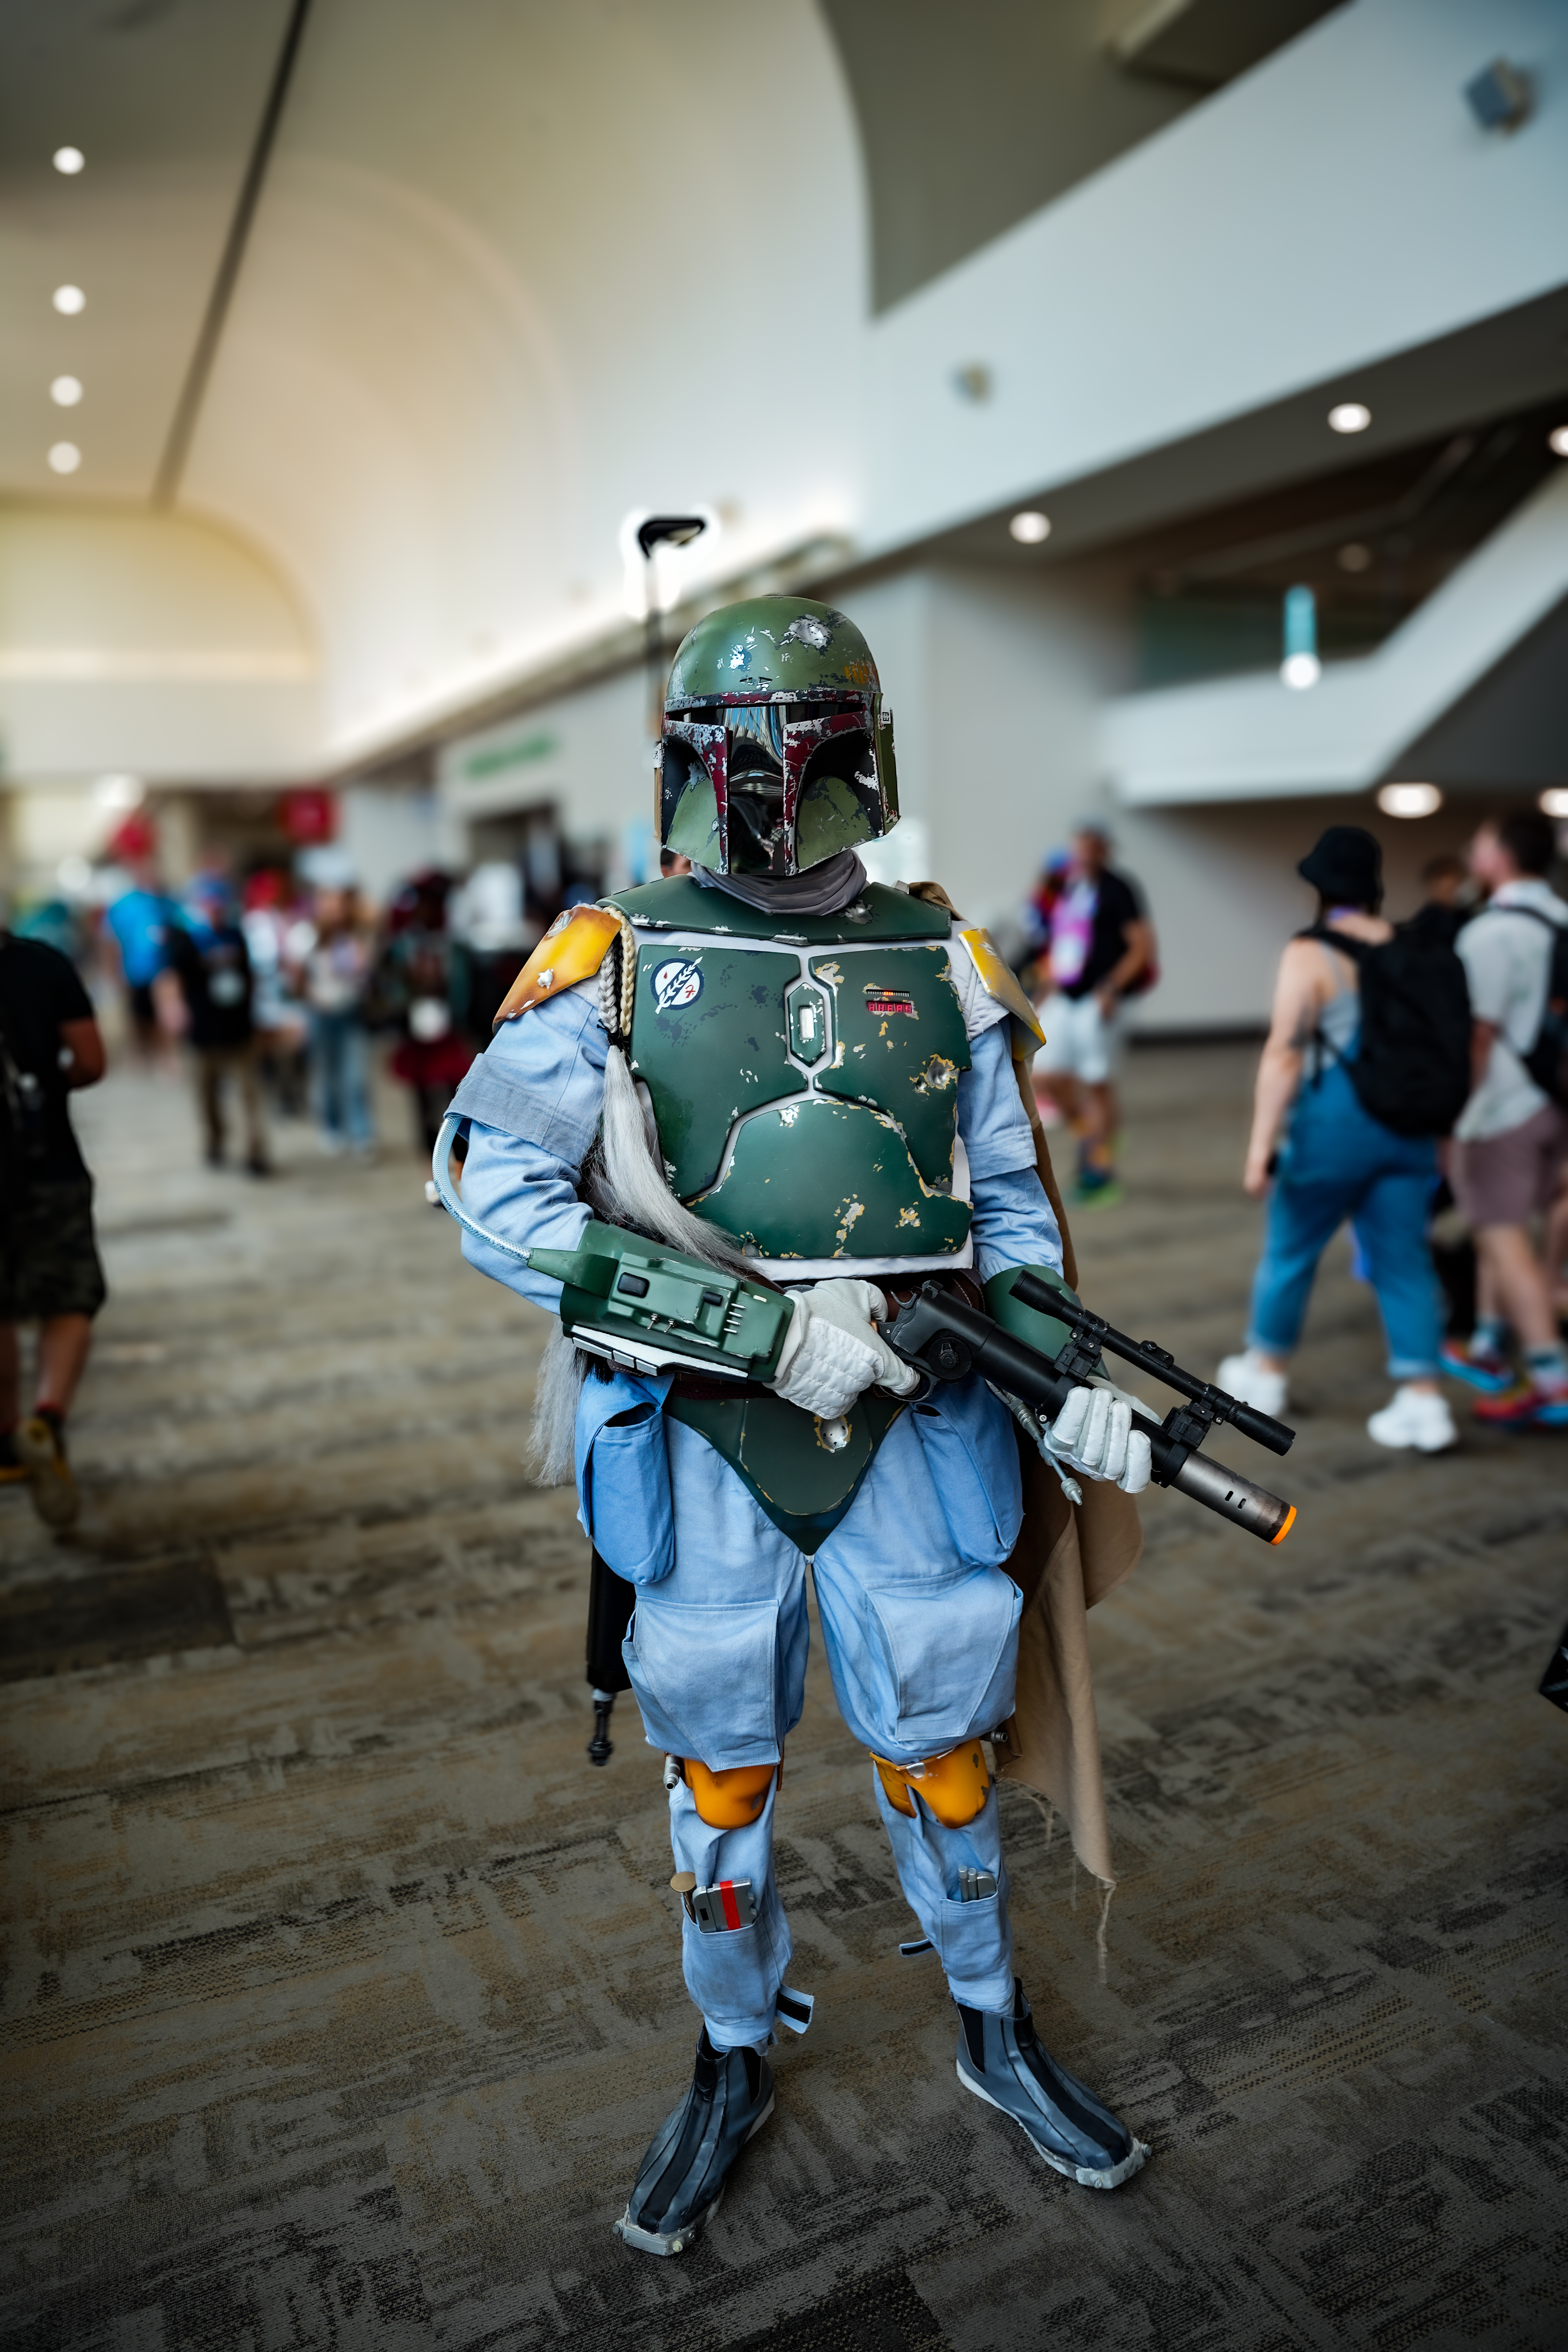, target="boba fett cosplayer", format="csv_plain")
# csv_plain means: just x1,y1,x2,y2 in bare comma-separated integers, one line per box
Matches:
441,597,1152,2252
